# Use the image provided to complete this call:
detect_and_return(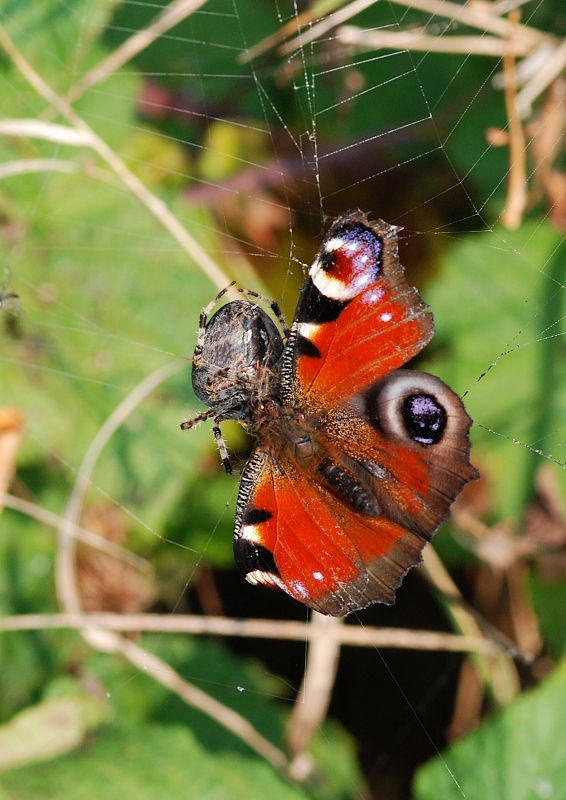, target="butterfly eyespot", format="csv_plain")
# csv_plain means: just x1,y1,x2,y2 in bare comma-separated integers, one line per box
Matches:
401,394,447,445
362,369,463,450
